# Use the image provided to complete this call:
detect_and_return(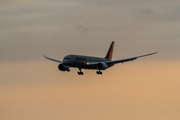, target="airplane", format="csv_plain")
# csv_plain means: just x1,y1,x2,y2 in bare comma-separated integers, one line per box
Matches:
44,41,157,75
